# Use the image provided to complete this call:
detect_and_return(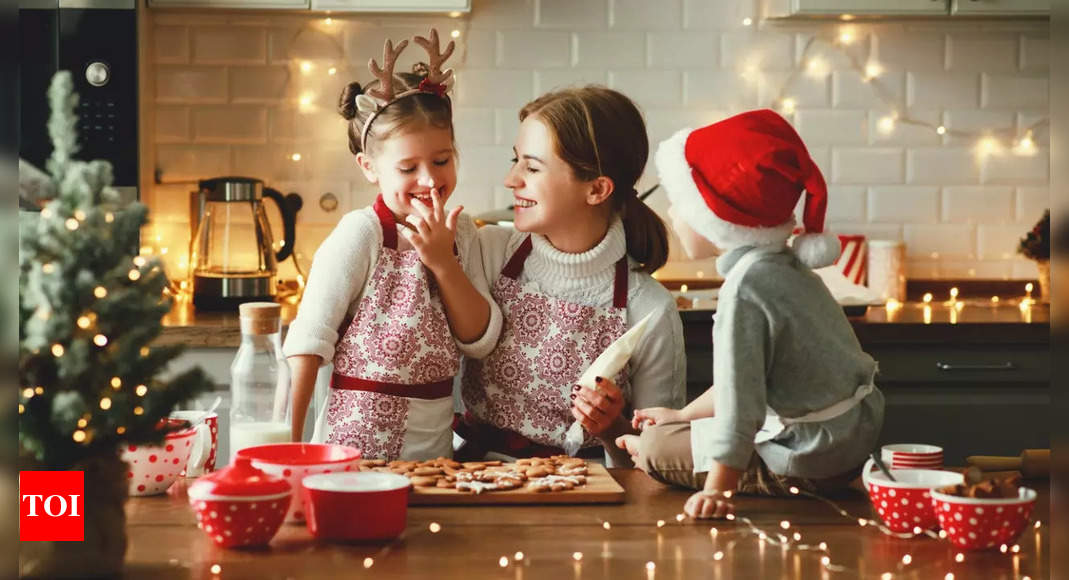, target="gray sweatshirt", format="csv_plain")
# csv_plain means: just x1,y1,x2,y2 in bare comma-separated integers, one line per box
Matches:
700,245,885,479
